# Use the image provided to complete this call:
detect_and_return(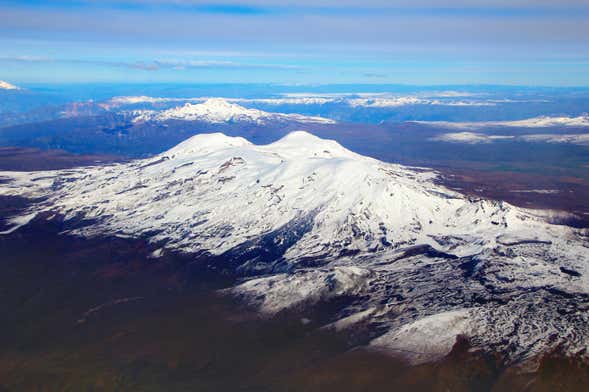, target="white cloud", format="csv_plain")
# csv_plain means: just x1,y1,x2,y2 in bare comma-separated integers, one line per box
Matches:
105,93,505,108
431,132,514,144
348,97,495,107
432,132,589,146
0,80,20,90
416,115,589,129
106,96,205,105
520,133,589,145
421,91,483,98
